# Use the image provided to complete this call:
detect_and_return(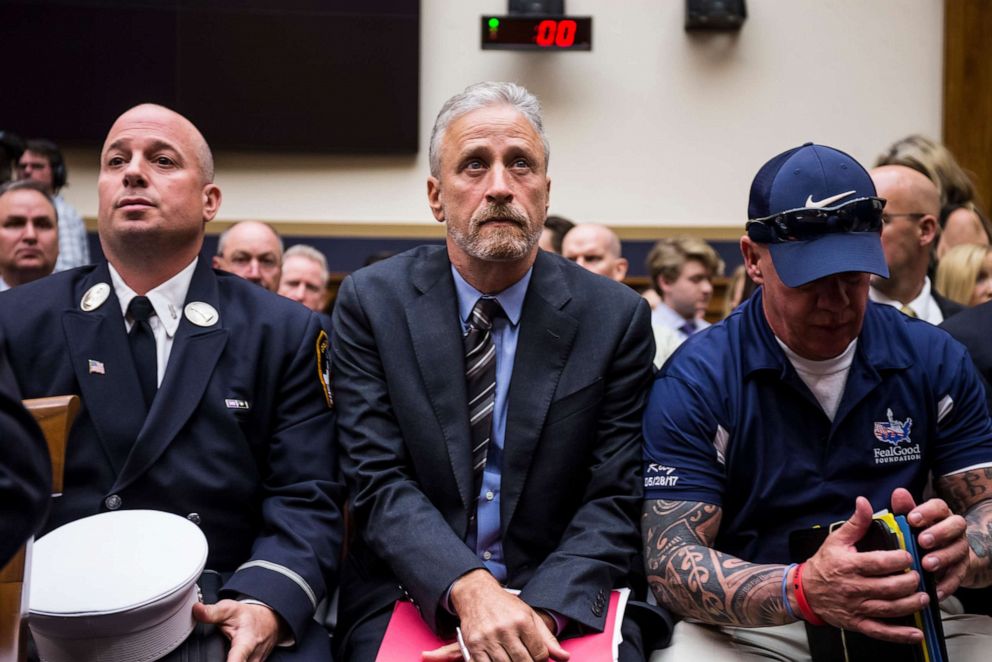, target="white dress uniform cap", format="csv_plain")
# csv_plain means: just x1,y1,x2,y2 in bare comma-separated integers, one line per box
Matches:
29,510,209,662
